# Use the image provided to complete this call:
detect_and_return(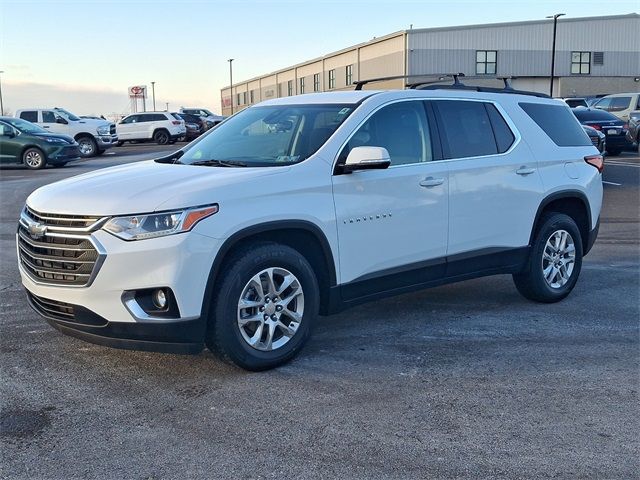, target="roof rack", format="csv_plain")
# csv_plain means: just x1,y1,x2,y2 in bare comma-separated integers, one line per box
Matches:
354,73,550,98
353,73,464,91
